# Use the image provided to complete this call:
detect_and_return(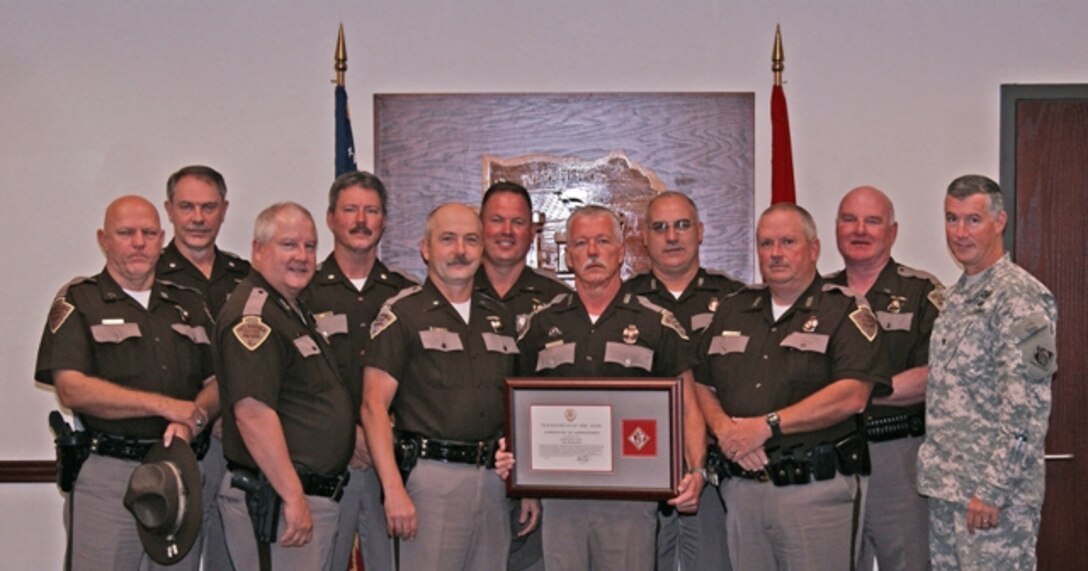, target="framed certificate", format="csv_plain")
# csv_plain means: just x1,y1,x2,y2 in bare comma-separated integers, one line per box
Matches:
505,377,683,500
